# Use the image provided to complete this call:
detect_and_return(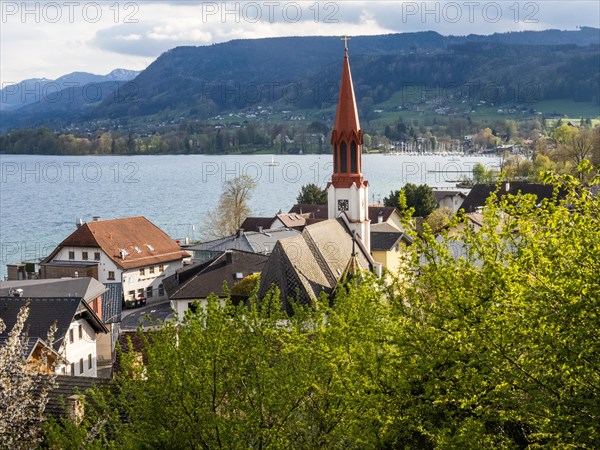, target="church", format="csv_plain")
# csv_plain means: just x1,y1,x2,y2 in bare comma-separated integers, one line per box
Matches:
258,43,380,311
